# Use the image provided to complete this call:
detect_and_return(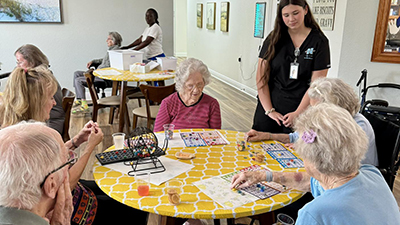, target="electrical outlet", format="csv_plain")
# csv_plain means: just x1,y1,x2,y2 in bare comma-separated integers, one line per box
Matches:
238,57,242,62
